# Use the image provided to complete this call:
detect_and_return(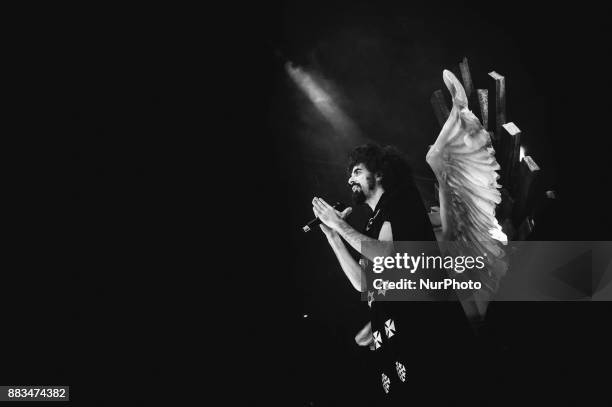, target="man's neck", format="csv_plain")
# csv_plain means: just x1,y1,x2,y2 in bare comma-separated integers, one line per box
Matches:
365,188,385,212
